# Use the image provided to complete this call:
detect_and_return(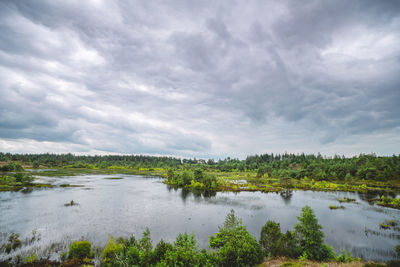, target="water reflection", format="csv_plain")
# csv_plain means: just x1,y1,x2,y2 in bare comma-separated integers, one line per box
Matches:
280,190,293,204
